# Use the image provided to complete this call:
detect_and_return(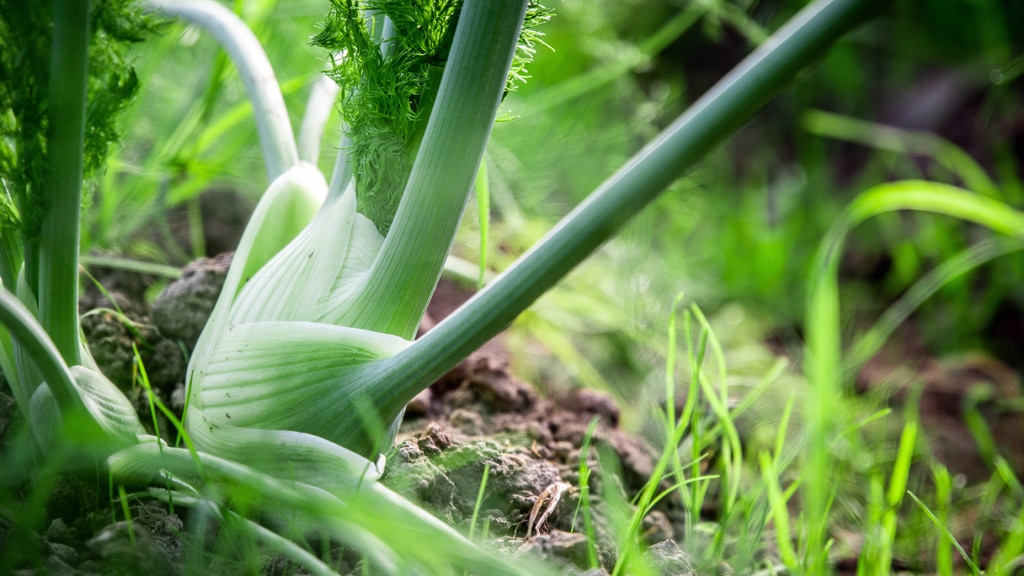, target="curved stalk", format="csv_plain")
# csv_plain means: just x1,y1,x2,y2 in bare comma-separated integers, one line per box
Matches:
297,75,340,166
366,0,886,427
110,441,548,576
0,289,81,419
144,0,299,179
